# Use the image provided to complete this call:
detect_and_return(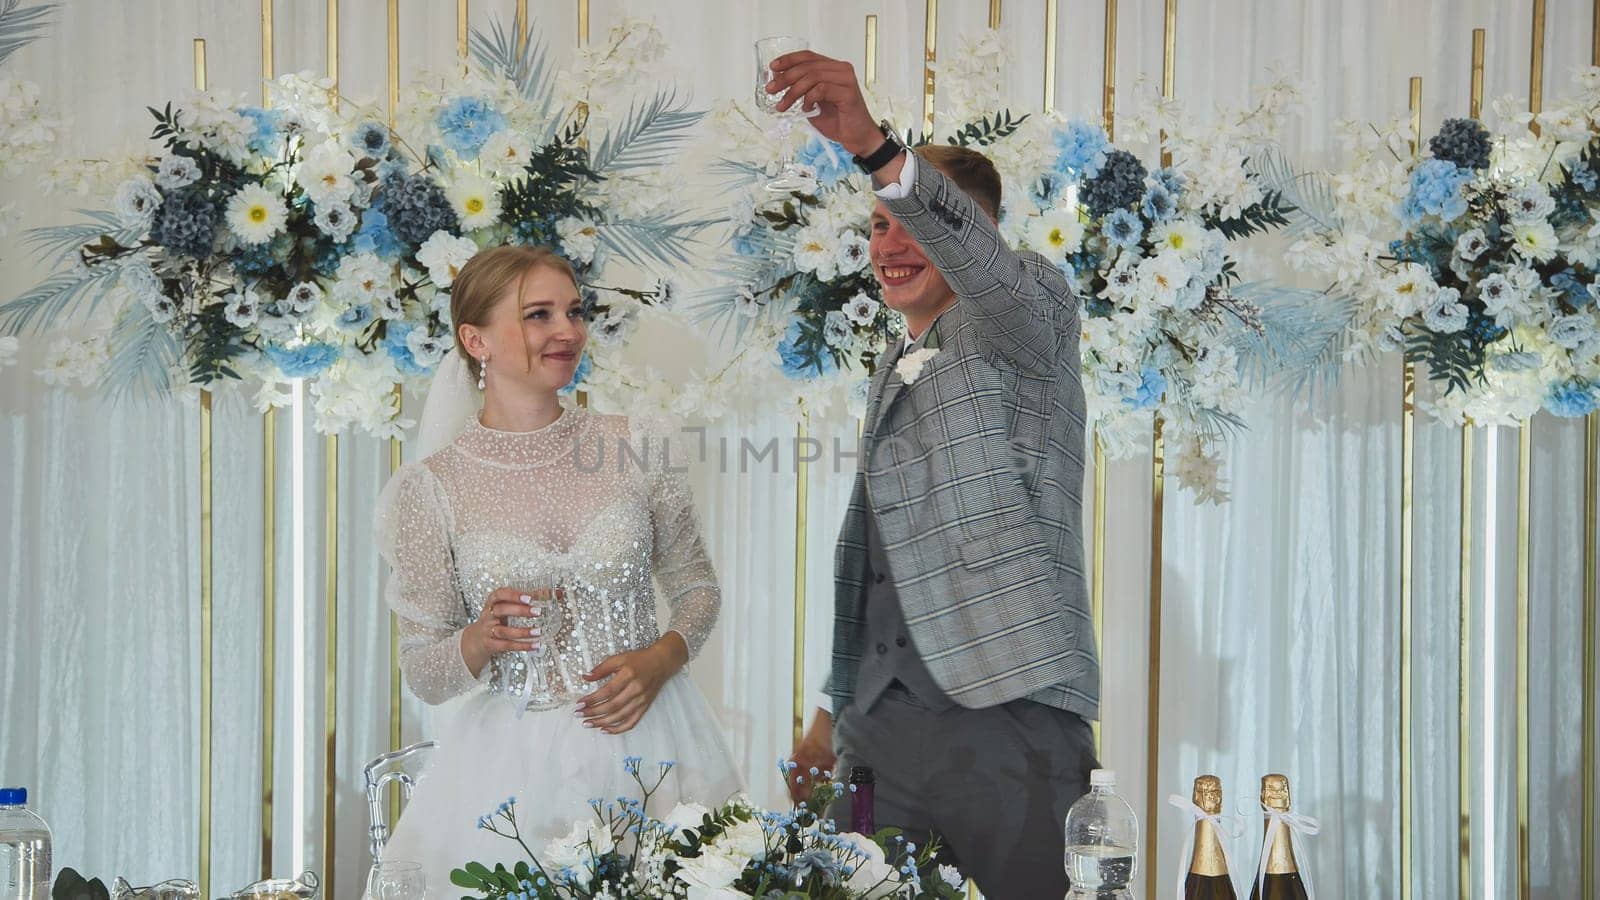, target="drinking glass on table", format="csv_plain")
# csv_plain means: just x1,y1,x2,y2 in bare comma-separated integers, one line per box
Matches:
364,860,424,900
755,35,815,192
